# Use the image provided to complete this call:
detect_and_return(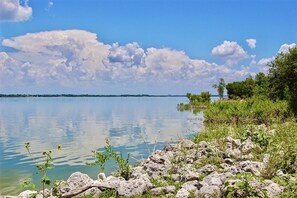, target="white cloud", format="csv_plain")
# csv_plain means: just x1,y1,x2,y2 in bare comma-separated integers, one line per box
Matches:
246,39,256,49
0,0,32,22
258,57,274,66
278,43,296,54
211,40,248,65
2,30,110,85
1,30,256,93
